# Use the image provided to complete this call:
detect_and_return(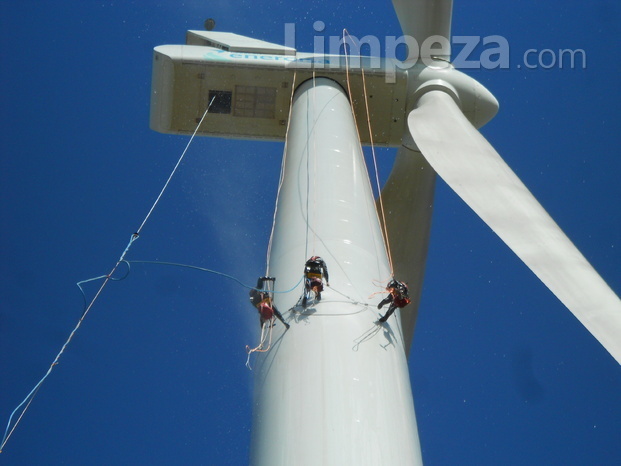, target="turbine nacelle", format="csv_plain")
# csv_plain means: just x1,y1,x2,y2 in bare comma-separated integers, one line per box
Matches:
150,31,498,146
